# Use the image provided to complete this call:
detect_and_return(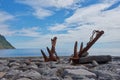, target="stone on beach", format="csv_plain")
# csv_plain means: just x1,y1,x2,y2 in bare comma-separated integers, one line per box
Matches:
79,55,112,64
63,68,96,79
19,70,41,80
0,56,119,80
16,78,31,80
0,72,6,78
